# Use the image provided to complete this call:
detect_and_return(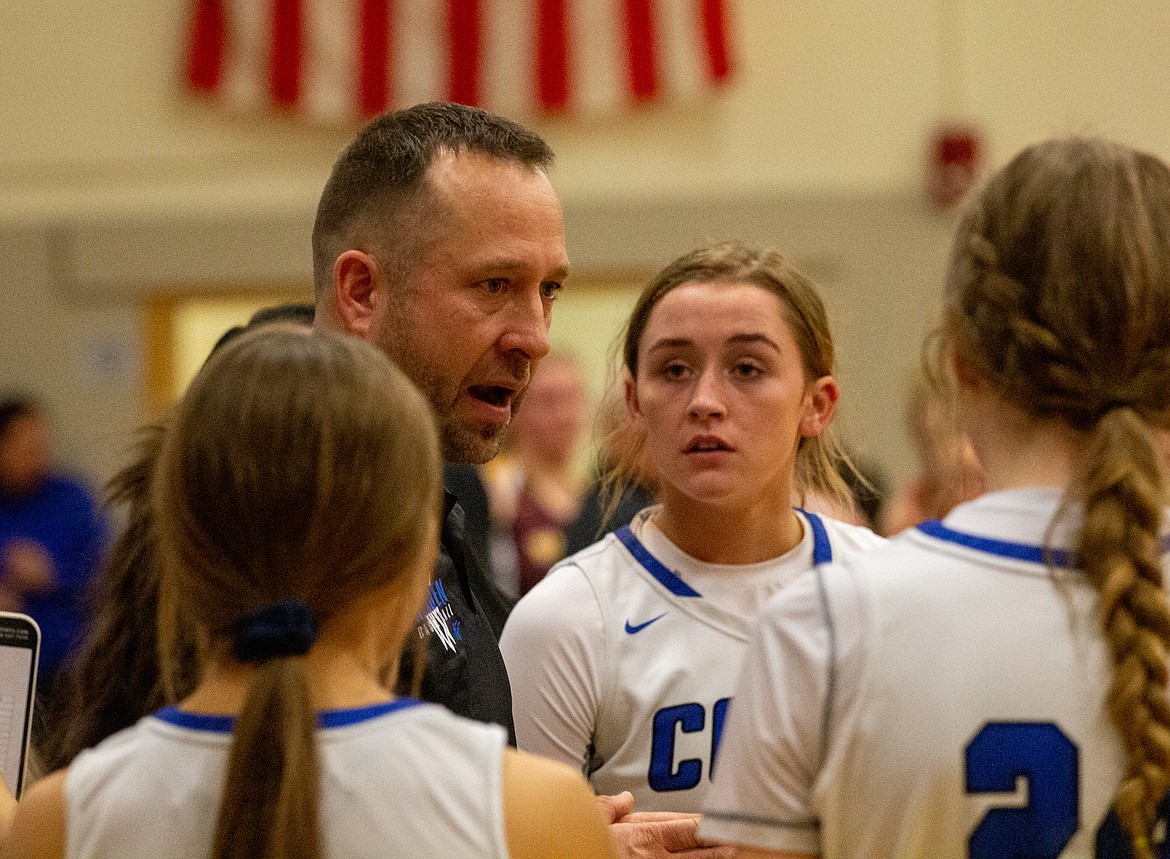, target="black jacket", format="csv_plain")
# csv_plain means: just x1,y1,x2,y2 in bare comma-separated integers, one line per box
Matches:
398,492,515,745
